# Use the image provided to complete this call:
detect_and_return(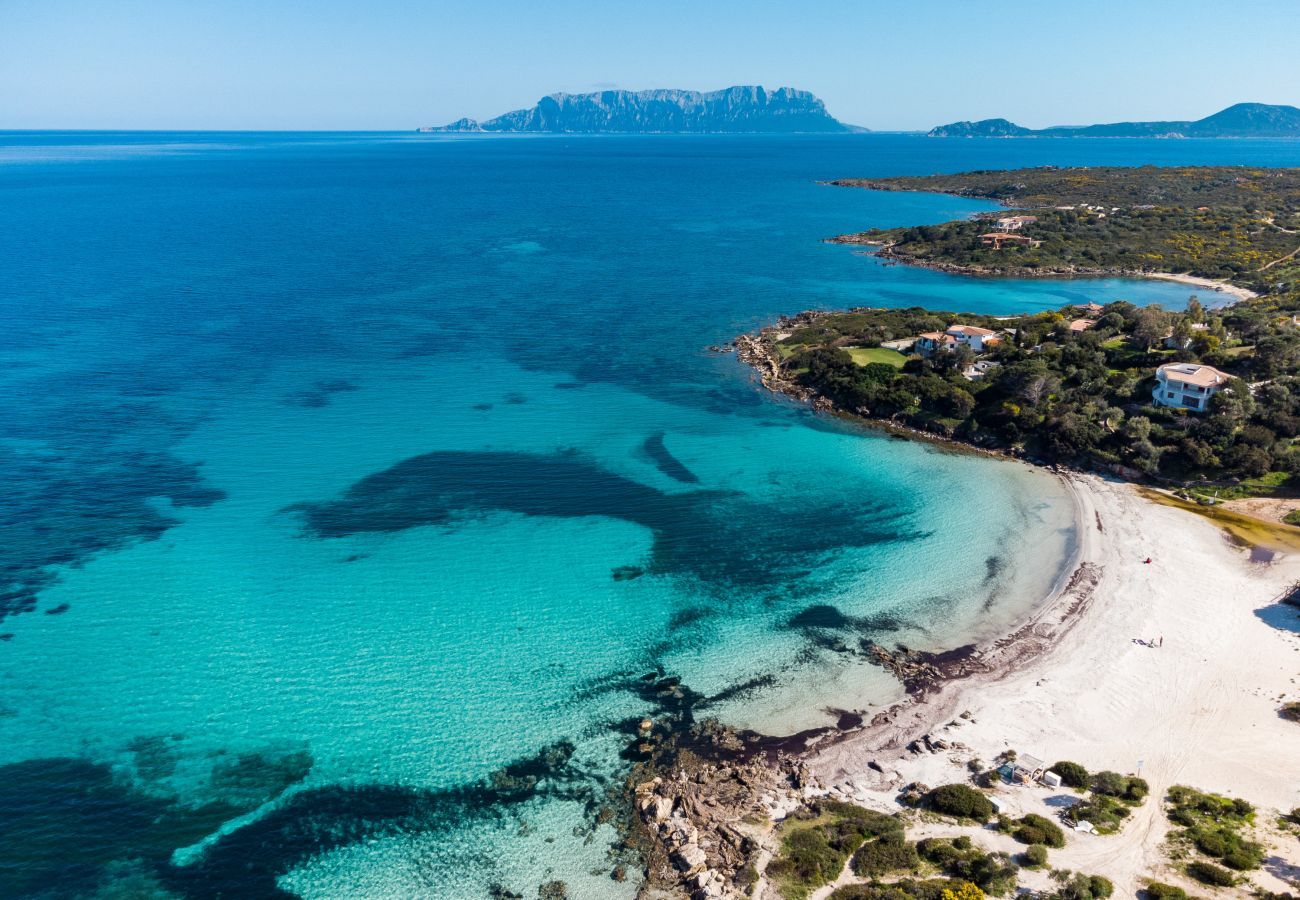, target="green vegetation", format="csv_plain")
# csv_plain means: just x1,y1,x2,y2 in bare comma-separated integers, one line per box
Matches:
767,801,906,899
927,784,995,822
916,837,1018,896
1282,700,1300,721
1063,794,1132,835
1283,510,1300,526
831,166,1300,295
1090,771,1149,802
847,346,908,368
1049,761,1090,789
751,167,1300,493
1021,844,1049,868
1143,882,1189,900
1045,872,1114,900
830,879,981,900
1186,860,1236,887
852,830,921,877
1165,785,1264,874
1005,813,1066,848
768,295,1300,487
